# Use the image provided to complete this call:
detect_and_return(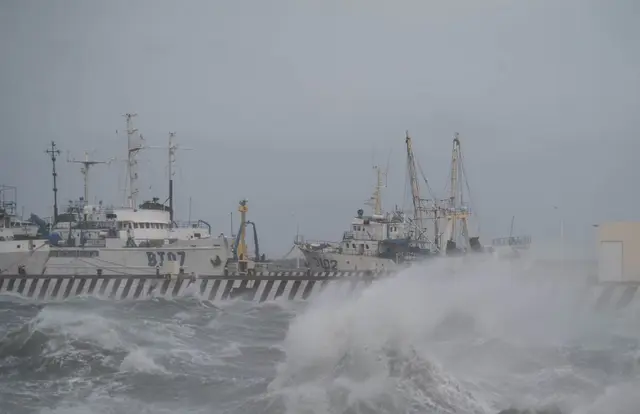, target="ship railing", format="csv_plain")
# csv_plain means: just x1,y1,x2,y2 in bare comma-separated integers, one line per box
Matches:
73,221,118,231
172,220,210,230
359,250,380,257
295,239,340,250
53,238,108,248
342,231,379,241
